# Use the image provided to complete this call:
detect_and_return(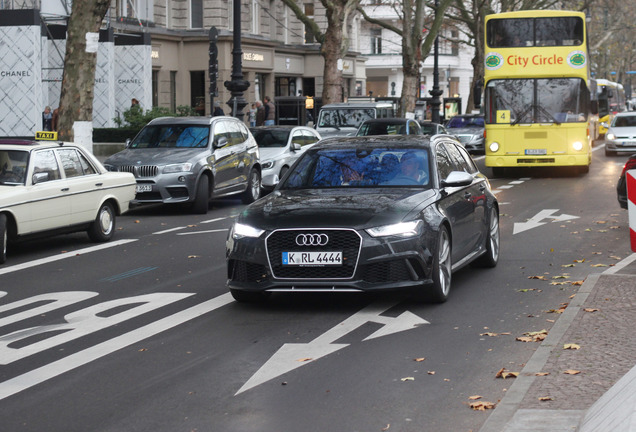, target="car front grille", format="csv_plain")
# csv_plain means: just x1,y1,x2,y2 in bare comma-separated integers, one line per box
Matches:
266,229,361,279
119,165,159,178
